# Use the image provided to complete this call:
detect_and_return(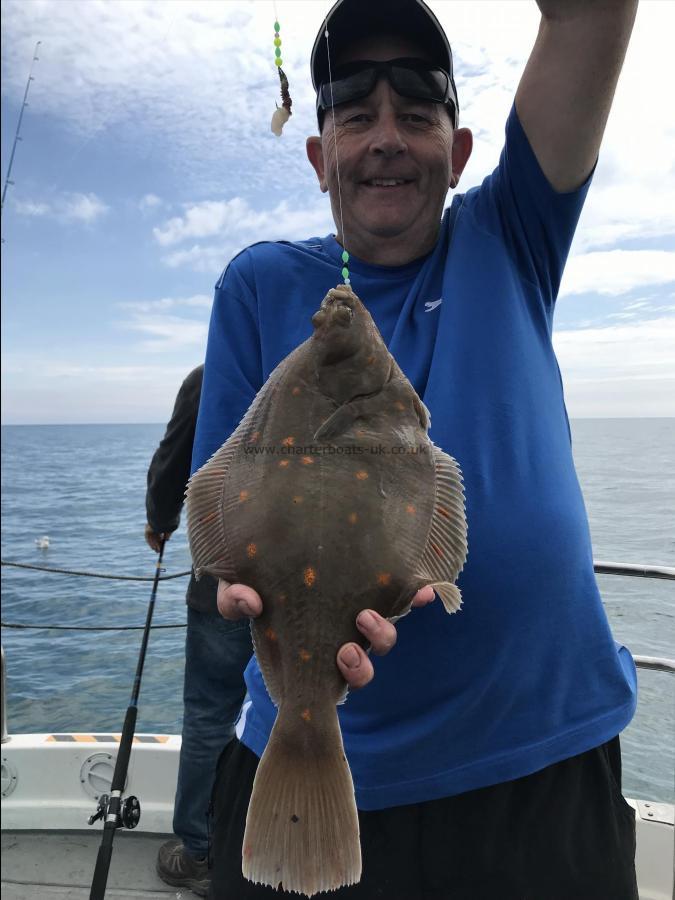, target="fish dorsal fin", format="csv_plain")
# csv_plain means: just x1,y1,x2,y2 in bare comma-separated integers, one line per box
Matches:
418,446,468,613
